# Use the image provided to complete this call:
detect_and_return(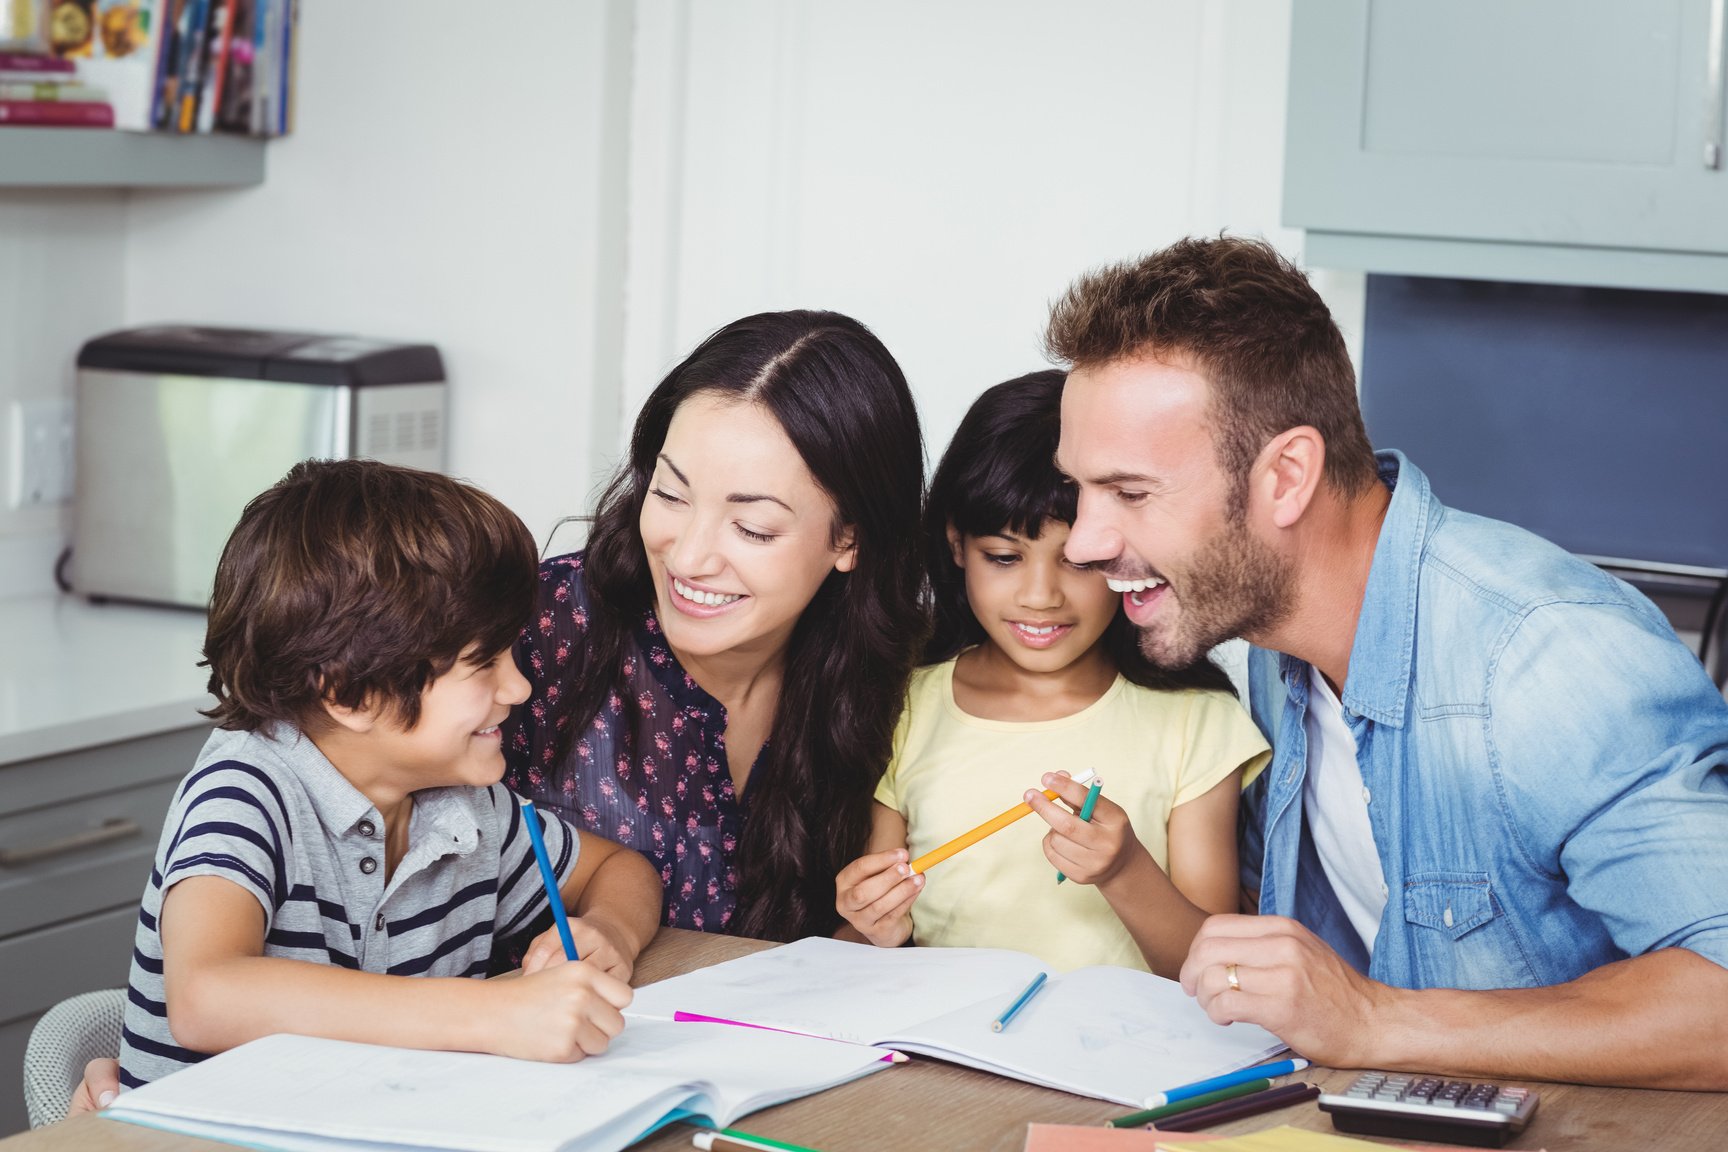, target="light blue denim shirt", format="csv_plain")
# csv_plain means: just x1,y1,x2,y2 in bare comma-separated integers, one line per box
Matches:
1241,451,1728,990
